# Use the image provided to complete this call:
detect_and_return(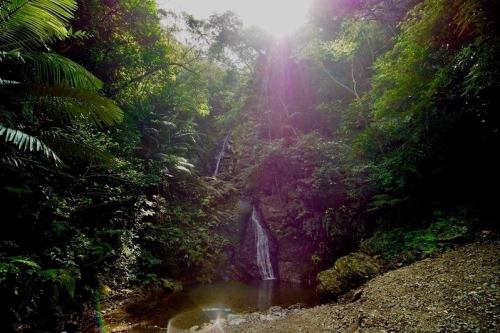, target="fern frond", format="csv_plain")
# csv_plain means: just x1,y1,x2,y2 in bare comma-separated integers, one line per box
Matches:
36,84,123,126
0,123,62,164
0,0,77,50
